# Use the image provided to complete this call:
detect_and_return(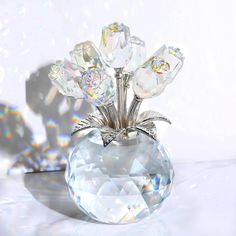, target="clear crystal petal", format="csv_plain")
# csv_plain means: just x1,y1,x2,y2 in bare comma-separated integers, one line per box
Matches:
132,45,184,98
100,22,132,68
153,45,184,83
70,41,106,71
48,60,84,98
125,36,146,72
